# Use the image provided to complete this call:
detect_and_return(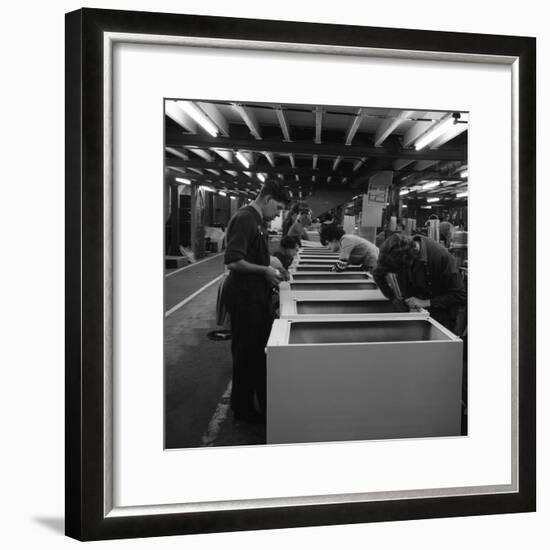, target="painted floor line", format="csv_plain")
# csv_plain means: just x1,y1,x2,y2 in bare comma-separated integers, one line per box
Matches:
201,381,232,447
165,252,224,278
165,273,224,317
